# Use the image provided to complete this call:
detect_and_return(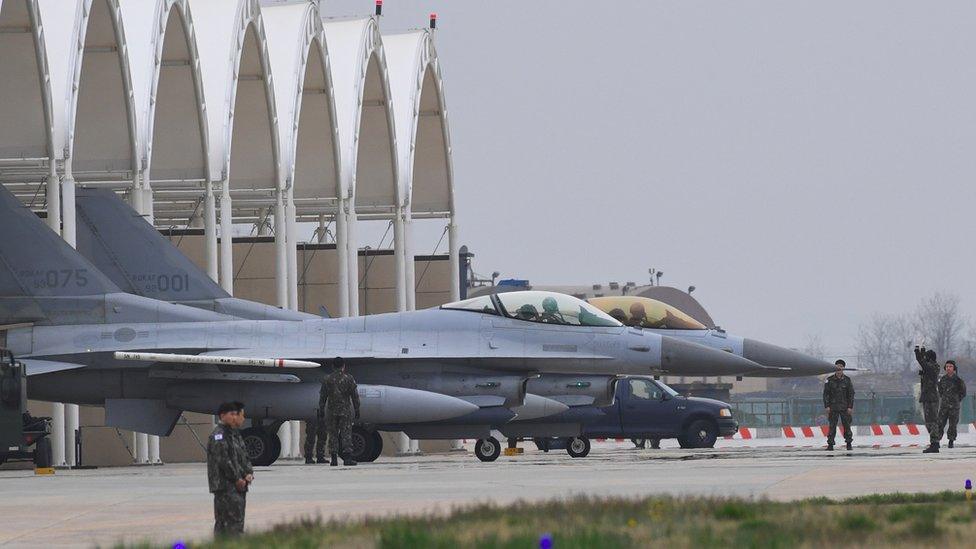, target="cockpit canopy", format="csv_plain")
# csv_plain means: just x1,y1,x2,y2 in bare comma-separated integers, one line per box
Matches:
586,296,706,330
442,291,622,328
